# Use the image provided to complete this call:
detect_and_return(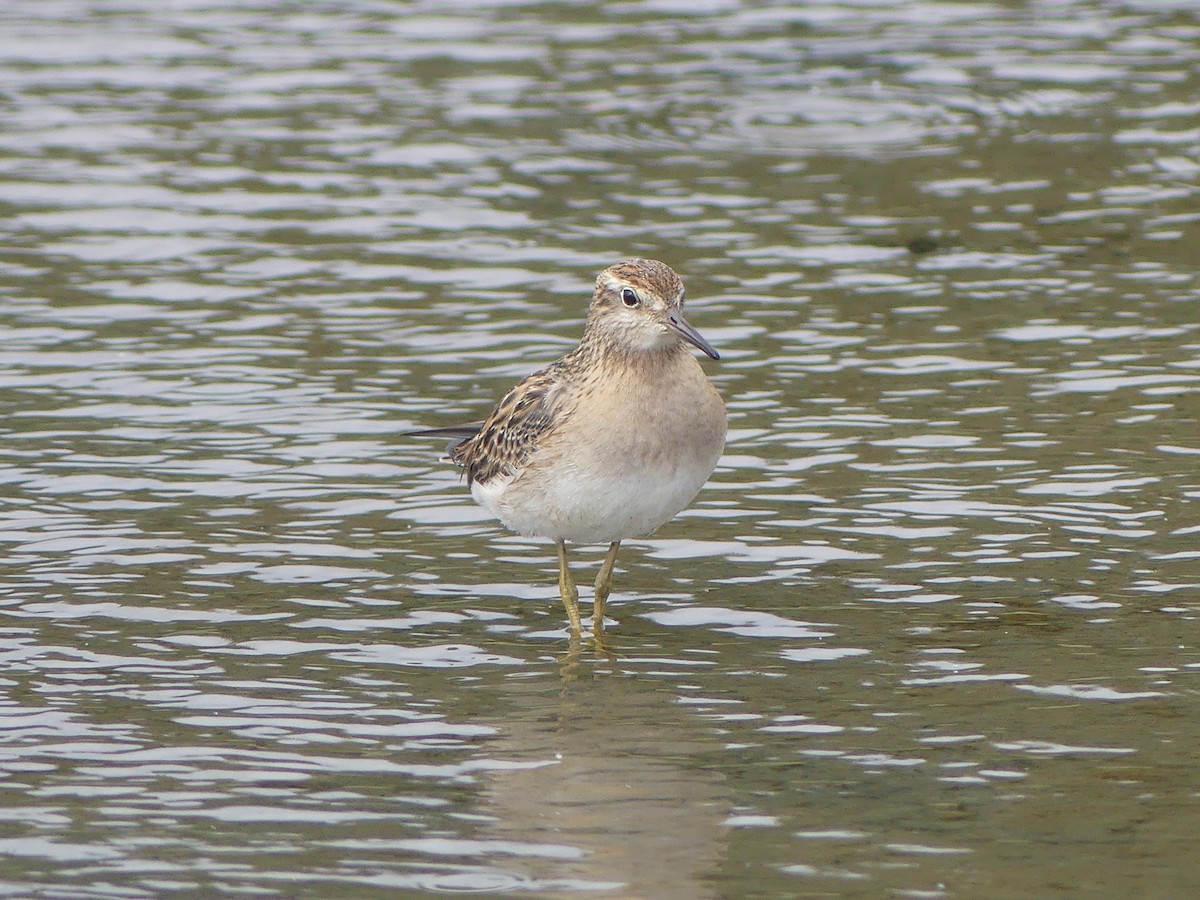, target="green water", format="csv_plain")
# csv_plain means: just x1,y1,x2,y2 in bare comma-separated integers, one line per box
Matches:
2,1,1200,896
